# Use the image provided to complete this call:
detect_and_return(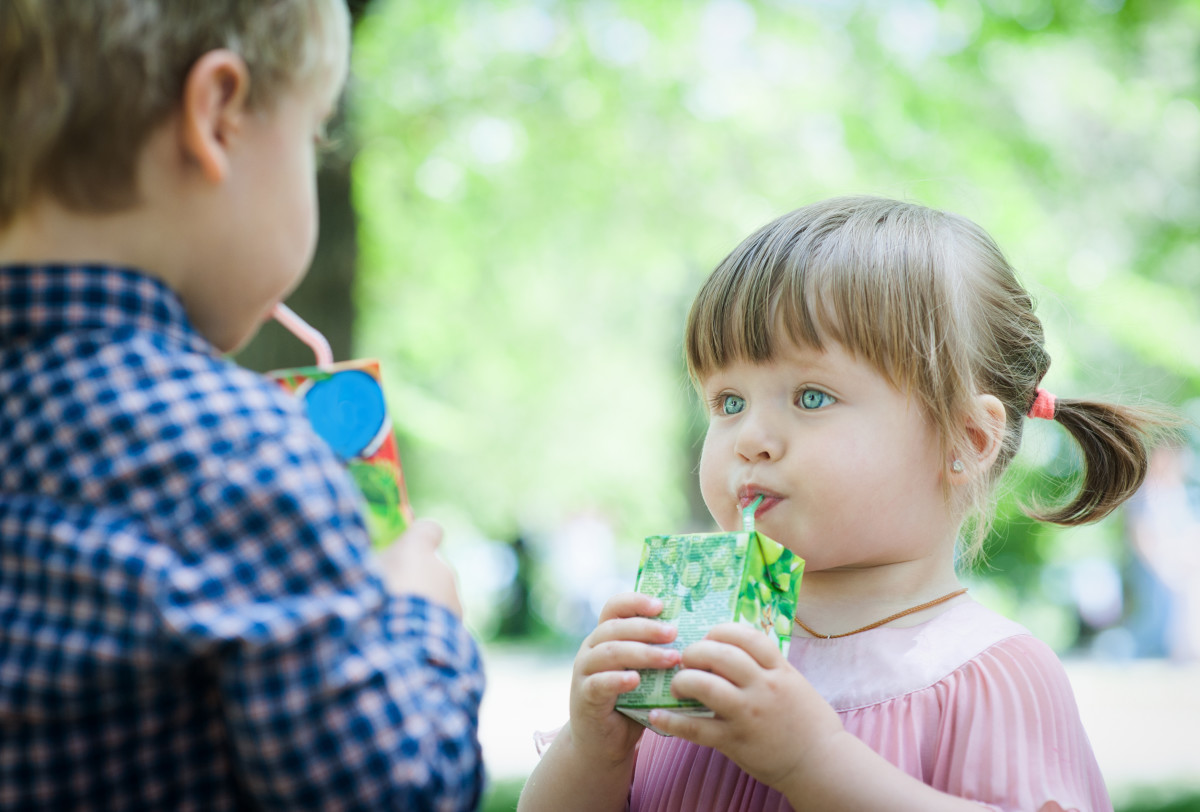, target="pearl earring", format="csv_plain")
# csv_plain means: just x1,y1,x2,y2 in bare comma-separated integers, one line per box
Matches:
951,460,965,473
